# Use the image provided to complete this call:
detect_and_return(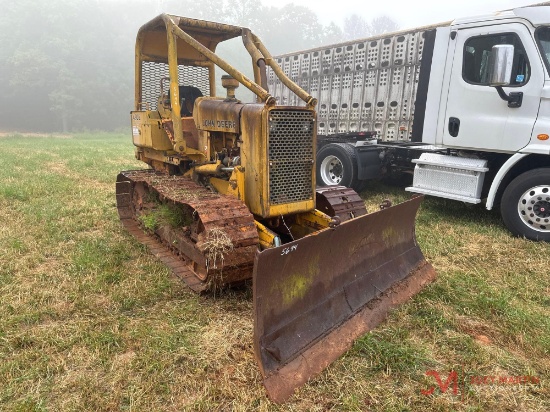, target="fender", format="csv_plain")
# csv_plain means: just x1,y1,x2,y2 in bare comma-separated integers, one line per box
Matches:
355,146,382,180
485,153,529,210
